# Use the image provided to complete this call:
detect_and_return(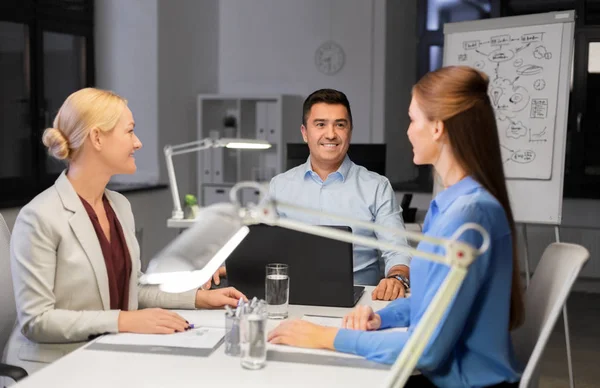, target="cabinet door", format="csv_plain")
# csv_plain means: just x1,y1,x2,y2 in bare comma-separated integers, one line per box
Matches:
203,185,231,206
212,148,223,183
201,147,213,184
255,102,268,141
265,101,278,144
212,146,239,183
